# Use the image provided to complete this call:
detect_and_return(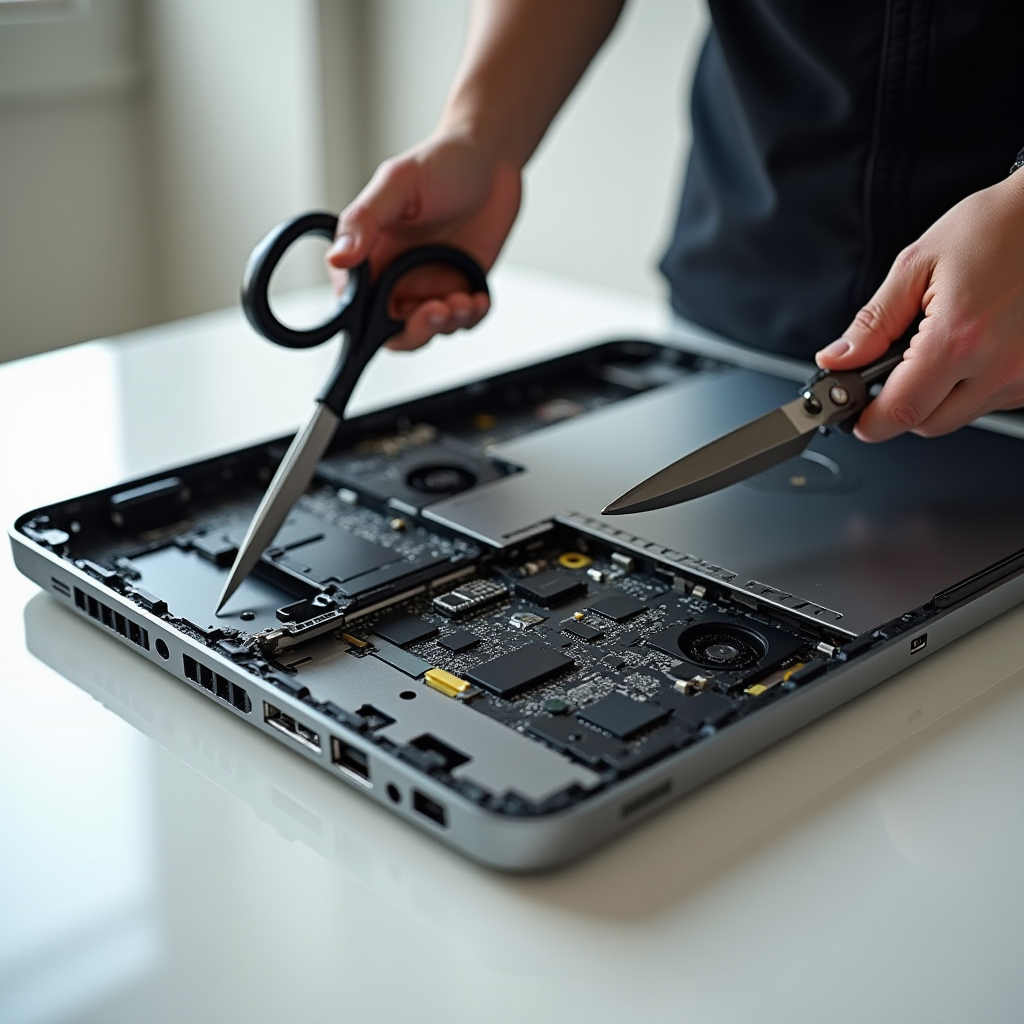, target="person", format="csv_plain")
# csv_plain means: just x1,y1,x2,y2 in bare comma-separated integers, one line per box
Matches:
326,0,1024,443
